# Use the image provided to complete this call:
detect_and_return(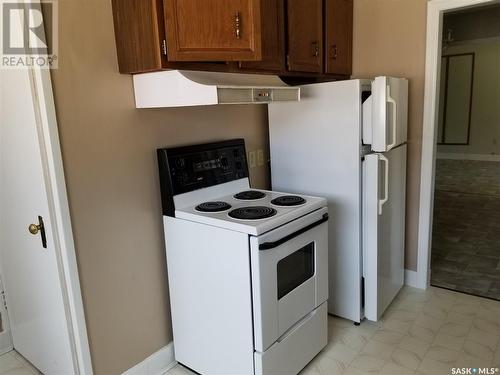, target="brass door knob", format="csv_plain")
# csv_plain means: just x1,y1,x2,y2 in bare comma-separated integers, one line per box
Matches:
29,224,41,235
28,216,47,248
